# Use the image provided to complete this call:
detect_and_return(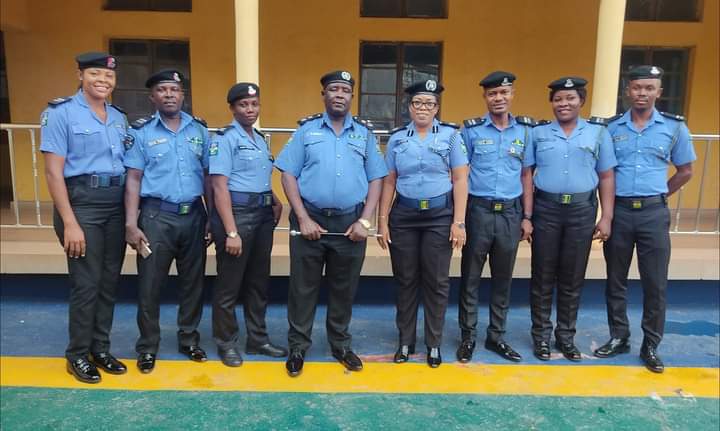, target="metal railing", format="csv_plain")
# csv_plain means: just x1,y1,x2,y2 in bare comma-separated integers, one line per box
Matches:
1,123,718,234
